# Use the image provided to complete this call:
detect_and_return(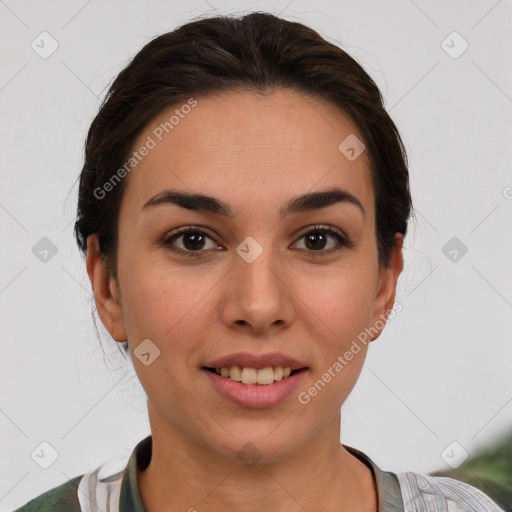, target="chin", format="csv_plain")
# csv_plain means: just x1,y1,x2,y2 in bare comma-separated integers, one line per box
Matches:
208,427,306,466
